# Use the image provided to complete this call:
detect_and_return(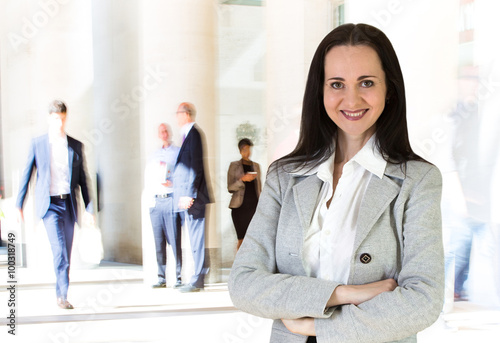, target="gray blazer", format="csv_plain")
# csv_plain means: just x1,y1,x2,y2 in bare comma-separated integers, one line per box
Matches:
227,160,262,209
228,160,444,343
